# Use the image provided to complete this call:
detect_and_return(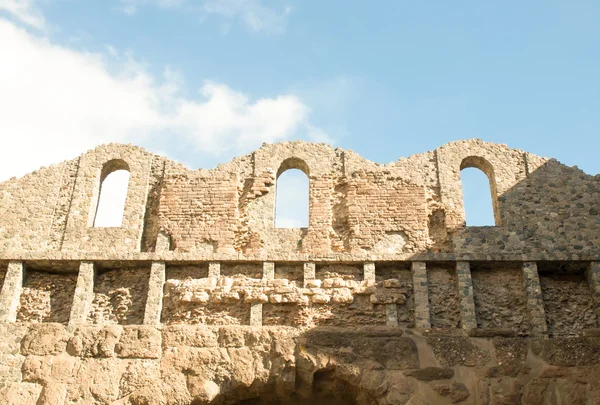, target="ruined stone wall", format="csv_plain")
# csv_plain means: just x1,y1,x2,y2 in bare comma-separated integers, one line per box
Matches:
1,140,600,404
0,139,599,260
158,173,239,253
